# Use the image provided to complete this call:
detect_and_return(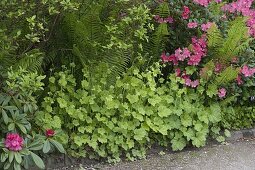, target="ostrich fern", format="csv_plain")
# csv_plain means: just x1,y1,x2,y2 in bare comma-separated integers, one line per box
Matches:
207,17,252,63
205,17,252,86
